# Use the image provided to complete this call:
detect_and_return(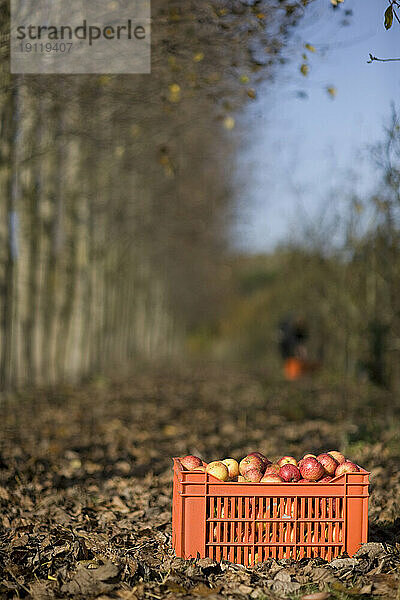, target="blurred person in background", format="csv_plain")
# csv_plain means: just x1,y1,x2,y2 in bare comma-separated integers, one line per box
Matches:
279,316,316,380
